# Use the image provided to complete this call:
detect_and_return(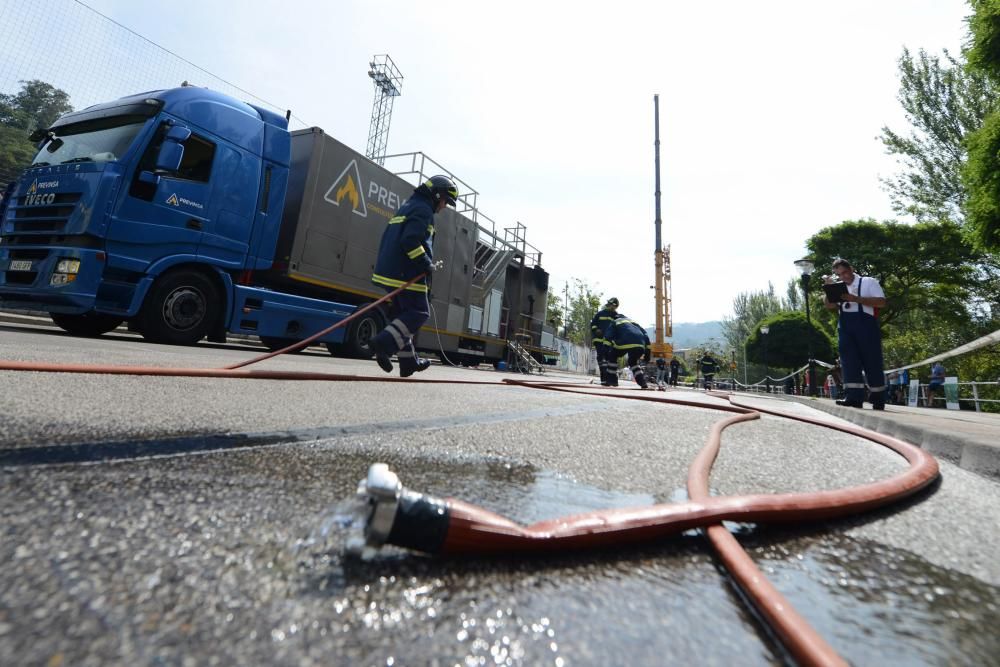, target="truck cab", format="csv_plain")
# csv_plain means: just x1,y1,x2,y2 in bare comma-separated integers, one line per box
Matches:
0,87,297,343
